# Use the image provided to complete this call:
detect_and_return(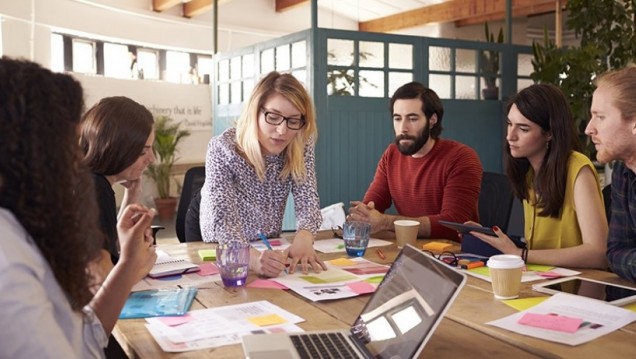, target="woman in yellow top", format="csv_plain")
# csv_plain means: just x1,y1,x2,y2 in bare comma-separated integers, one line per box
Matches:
470,84,607,268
